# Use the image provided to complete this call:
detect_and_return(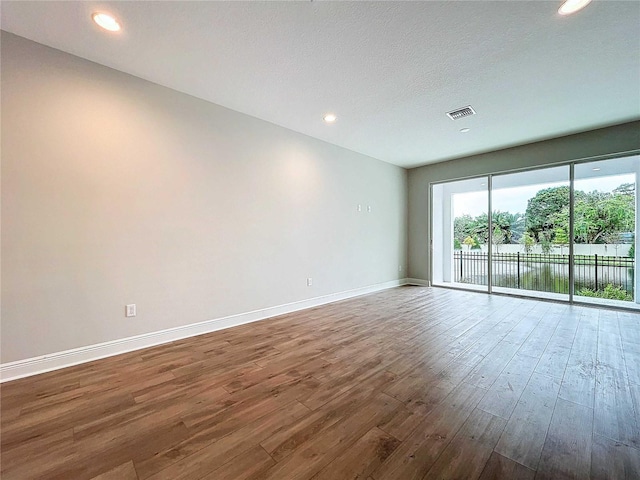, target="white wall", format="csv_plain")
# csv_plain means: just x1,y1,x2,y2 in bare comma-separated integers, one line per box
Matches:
431,184,444,284
1,32,408,364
